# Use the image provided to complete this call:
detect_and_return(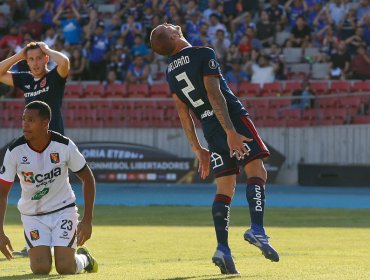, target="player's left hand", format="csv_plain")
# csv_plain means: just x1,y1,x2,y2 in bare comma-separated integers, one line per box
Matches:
194,147,210,179
226,130,253,160
77,219,92,246
37,42,50,53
